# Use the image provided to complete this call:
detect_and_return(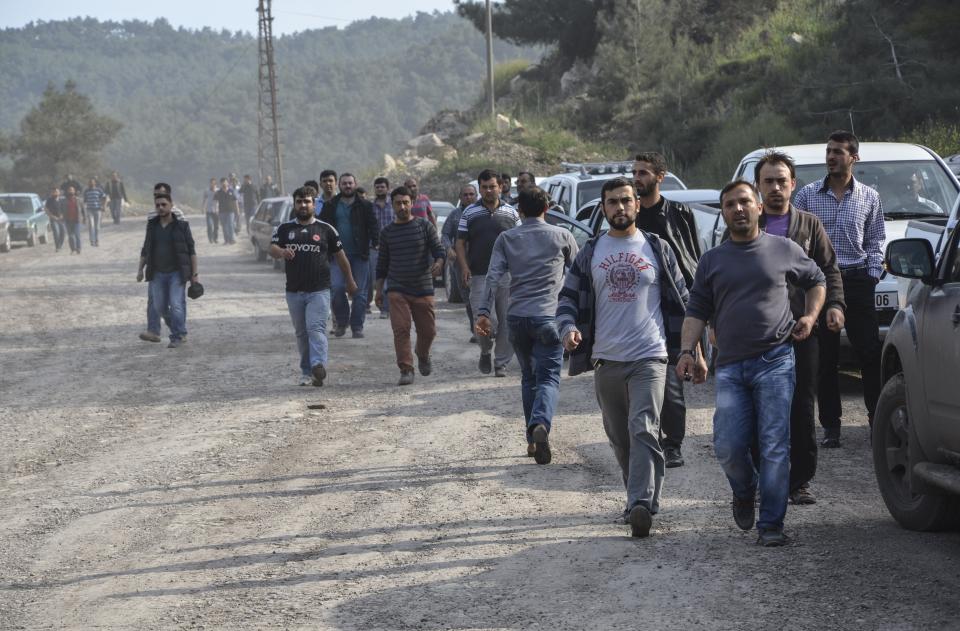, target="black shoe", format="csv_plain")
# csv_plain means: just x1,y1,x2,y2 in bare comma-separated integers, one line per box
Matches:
664,445,684,468
732,493,756,531
629,504,652,538
418,357,432,376
532,423,551,465
333,326,347,338
311,363,326,387
527,443,536,457
757,528,789,547
478,353,492,374
789,484,816,505
821,428,841,448
352,330,364,339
